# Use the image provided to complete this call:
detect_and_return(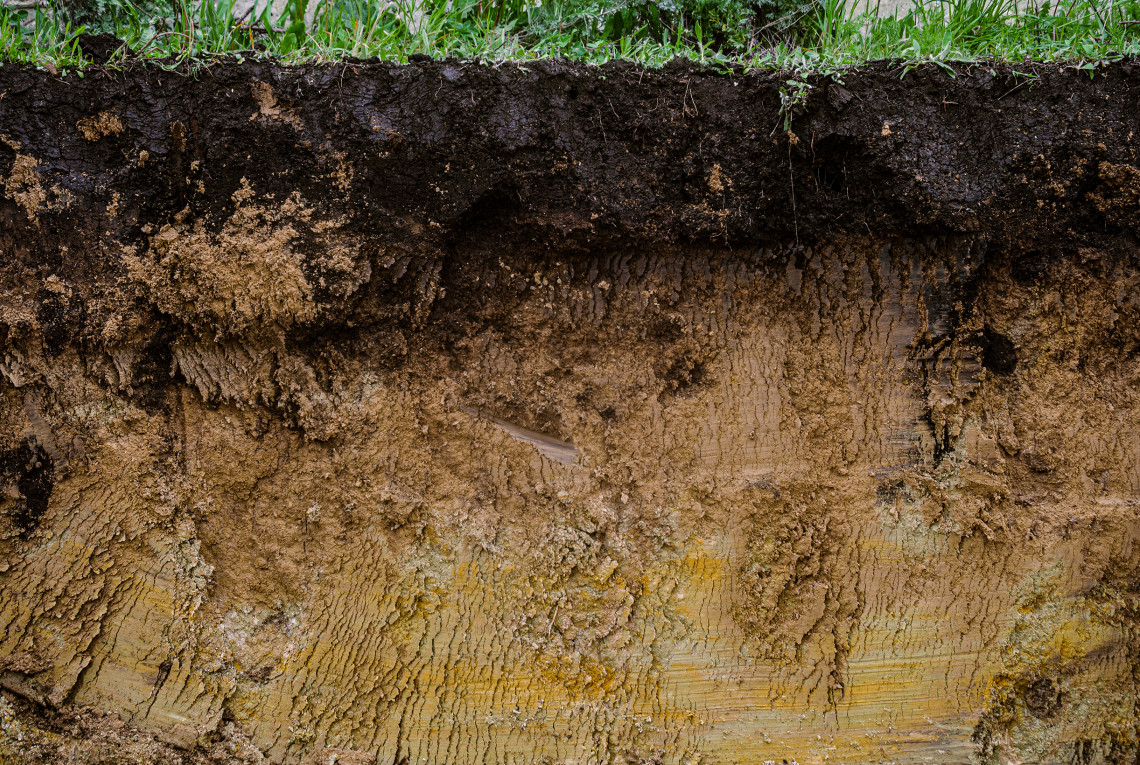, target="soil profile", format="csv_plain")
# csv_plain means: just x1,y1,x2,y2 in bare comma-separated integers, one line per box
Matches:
0,58,1138,764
